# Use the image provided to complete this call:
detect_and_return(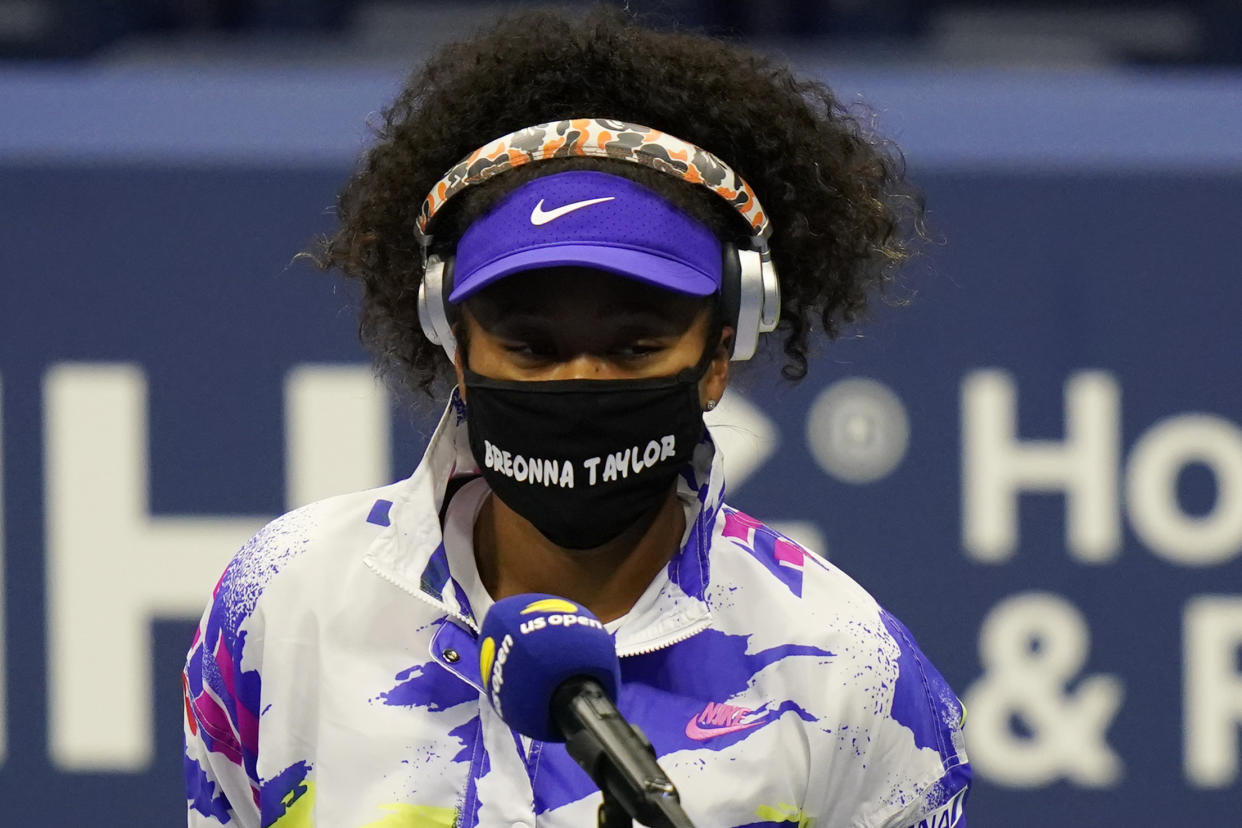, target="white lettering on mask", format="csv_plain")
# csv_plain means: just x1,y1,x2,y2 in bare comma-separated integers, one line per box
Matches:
481,435,676,490
482,439,575,489
585,434,677,486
